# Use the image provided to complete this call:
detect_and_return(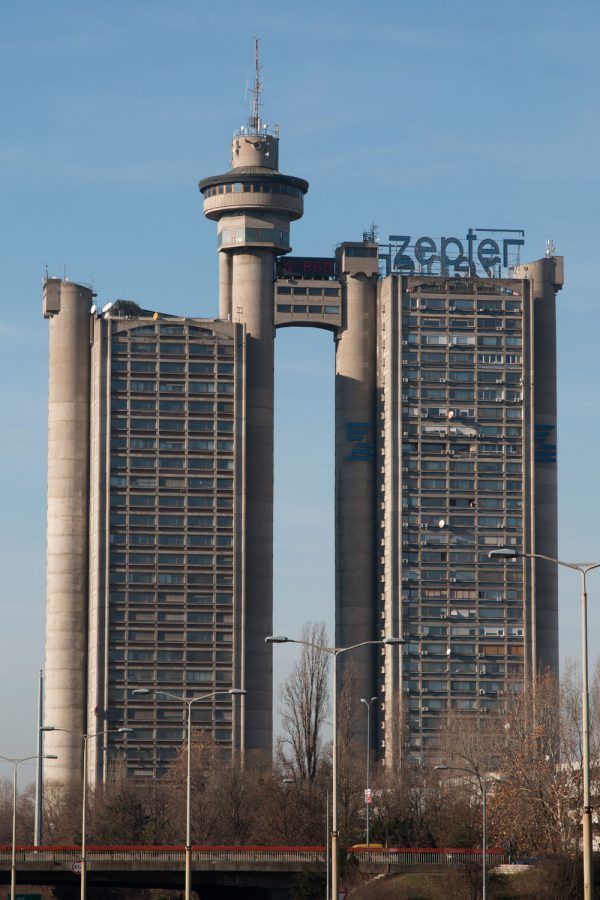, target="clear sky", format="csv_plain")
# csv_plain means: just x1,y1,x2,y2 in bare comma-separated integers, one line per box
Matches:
1,0,600,779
